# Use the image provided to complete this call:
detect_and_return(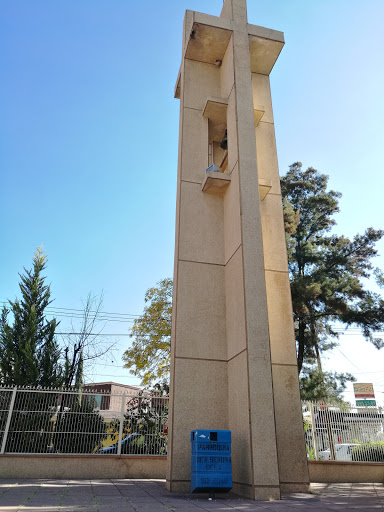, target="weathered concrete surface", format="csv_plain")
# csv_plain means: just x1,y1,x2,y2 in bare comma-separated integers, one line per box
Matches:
0,479,383,511
0,454,166,479
309,460,384,483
